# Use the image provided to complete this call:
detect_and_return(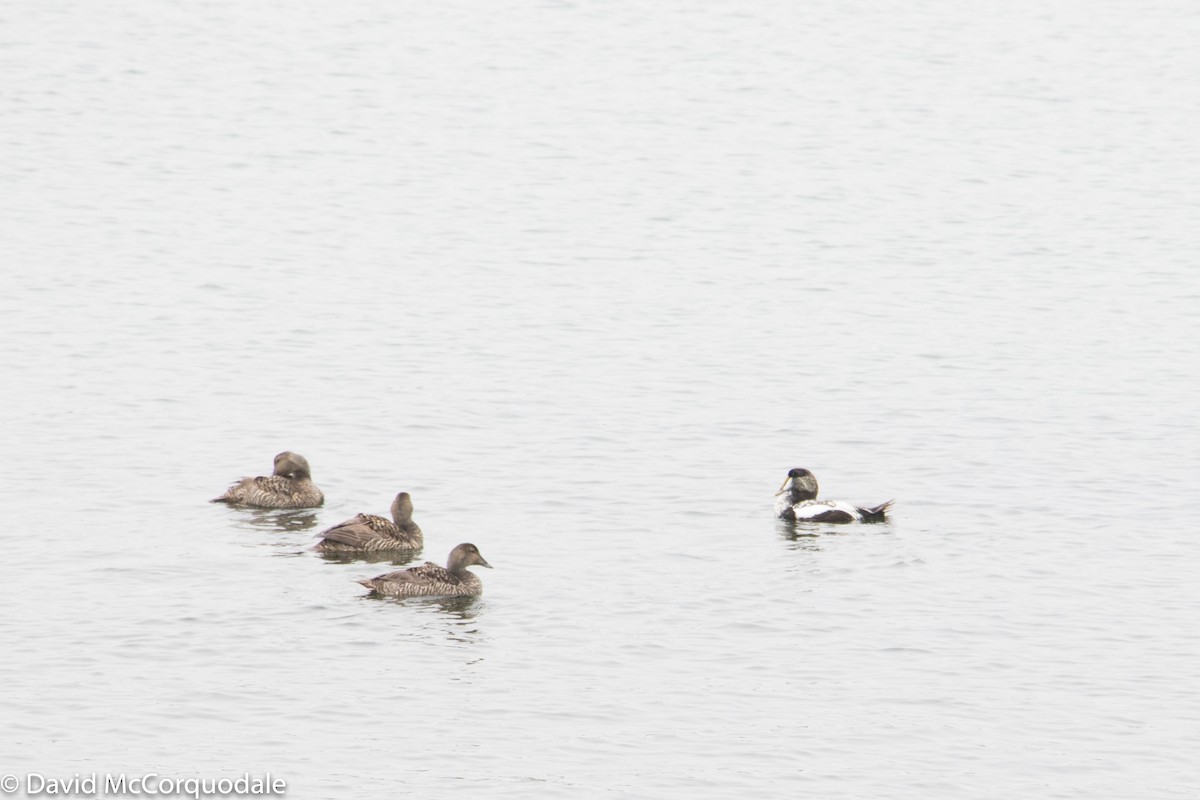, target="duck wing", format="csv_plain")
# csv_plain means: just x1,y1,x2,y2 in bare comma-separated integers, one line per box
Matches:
790,499,857,524
316,513,398,548
358,560,483,597
212,474,293,506
368,562,454,585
